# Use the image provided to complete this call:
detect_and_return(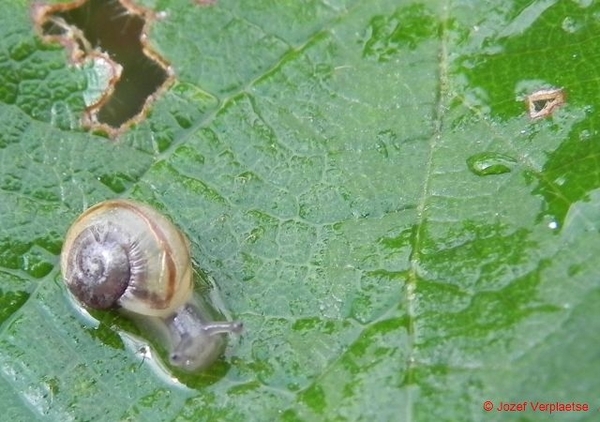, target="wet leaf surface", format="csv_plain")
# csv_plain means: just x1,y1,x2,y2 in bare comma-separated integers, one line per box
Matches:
0,0,598,420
